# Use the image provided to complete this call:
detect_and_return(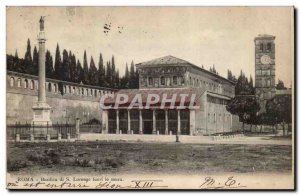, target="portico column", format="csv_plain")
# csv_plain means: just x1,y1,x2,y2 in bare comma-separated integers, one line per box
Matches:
102,110,108,134
152,110,156,134
127,110,131,134
139,110,143,134
165,110,168,135
189,110,196,136
177,110,181,135
116,110,119,134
